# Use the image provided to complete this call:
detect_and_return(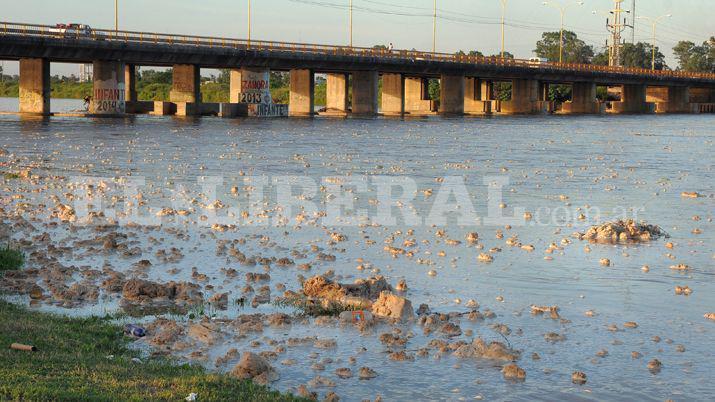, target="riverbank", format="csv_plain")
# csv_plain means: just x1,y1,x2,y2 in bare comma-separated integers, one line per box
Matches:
0,300,305,401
